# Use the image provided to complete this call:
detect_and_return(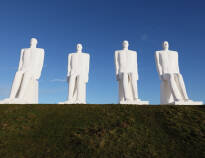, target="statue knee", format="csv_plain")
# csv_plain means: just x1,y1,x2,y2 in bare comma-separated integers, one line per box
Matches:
15,71,23,77
177,74,183,78
173,73,182,80
131,73,138,80
23,72,32,80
